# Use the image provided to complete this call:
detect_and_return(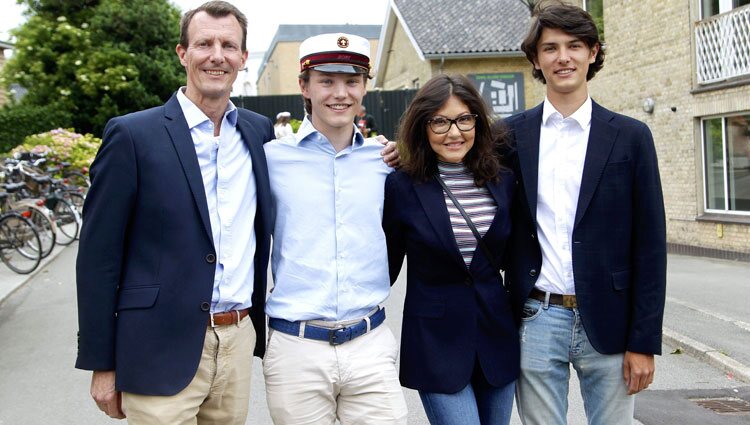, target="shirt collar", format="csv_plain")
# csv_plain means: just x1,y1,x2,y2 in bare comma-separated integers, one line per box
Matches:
176,87,238,130
541,96,592,129
295,116,365,148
